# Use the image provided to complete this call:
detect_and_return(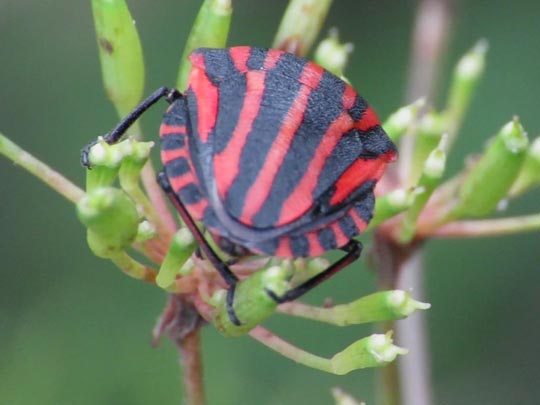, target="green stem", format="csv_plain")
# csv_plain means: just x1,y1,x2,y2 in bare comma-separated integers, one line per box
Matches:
109,251,157,282
249,326,332,373
426,214,540,238
0,133,84,203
